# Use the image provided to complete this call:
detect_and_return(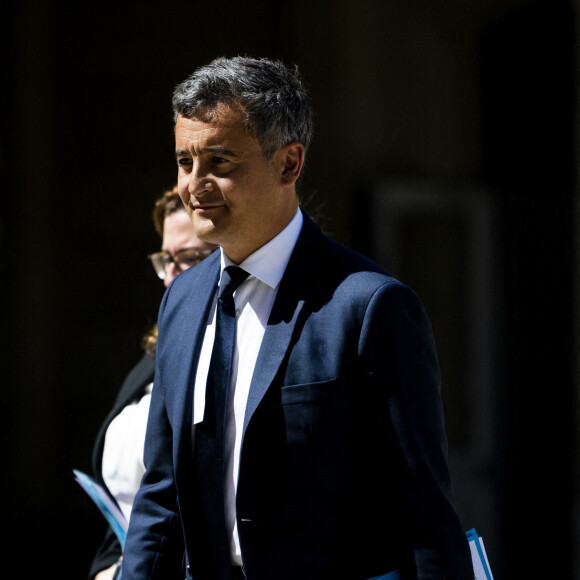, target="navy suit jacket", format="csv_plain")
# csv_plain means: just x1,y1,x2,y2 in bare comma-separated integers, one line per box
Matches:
122,213,473,580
